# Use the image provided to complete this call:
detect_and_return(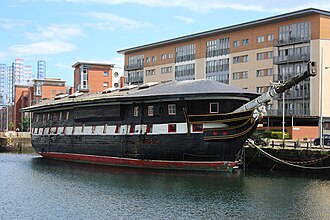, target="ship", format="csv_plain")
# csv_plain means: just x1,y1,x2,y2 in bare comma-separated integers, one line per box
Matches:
22,62,317,172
